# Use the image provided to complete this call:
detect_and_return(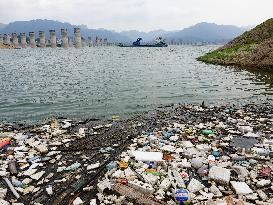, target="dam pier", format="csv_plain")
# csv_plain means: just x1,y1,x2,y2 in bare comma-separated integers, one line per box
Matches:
0,28,112,49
